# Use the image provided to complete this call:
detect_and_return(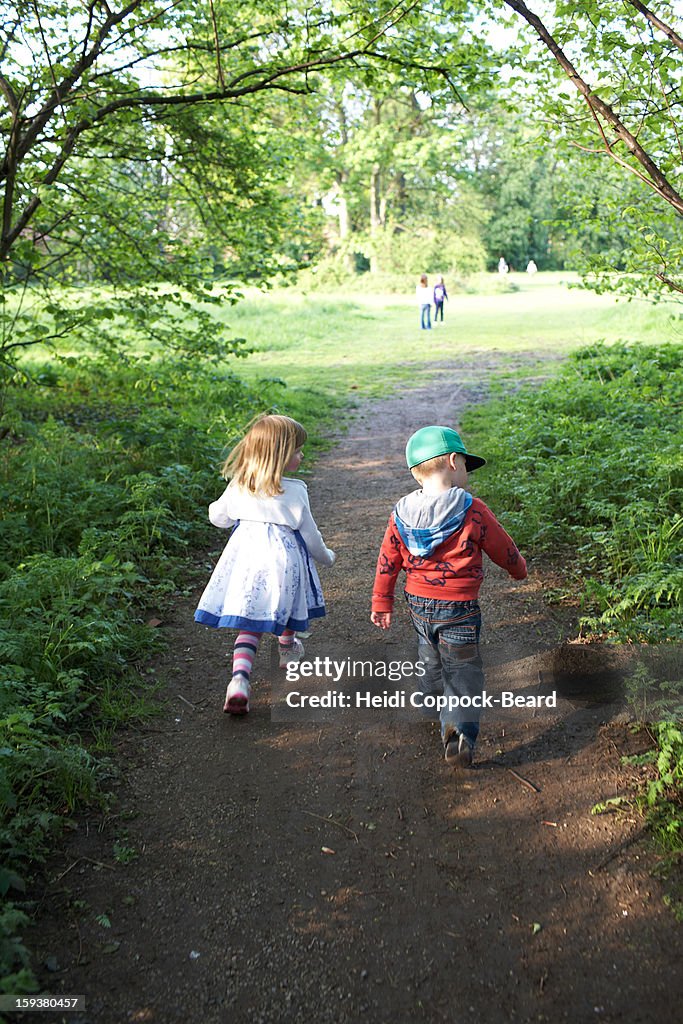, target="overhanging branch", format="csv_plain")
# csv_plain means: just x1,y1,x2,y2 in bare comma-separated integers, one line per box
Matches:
503,0,683,216
625,0,683,52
